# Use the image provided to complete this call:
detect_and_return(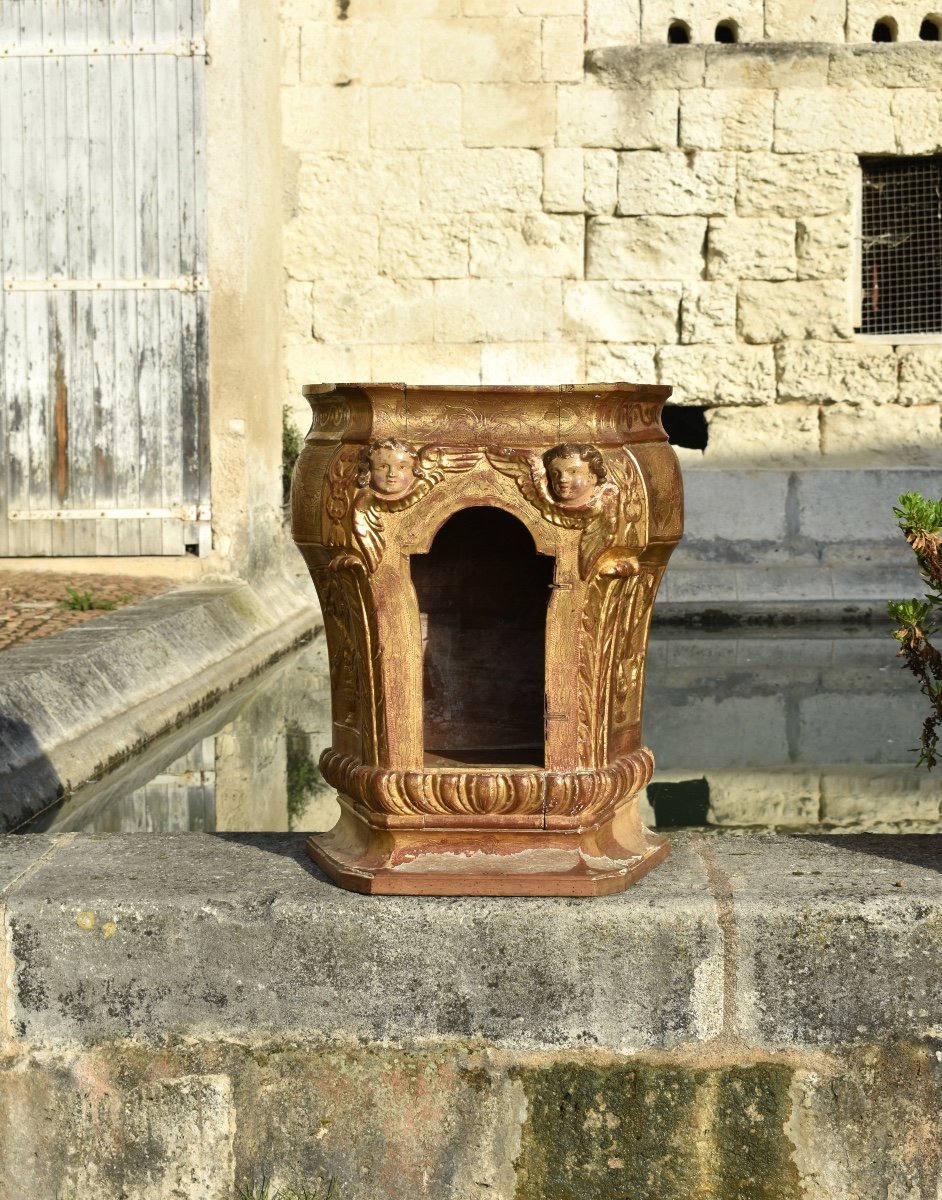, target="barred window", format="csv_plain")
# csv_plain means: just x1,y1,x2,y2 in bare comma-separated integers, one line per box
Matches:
858,157,942,337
